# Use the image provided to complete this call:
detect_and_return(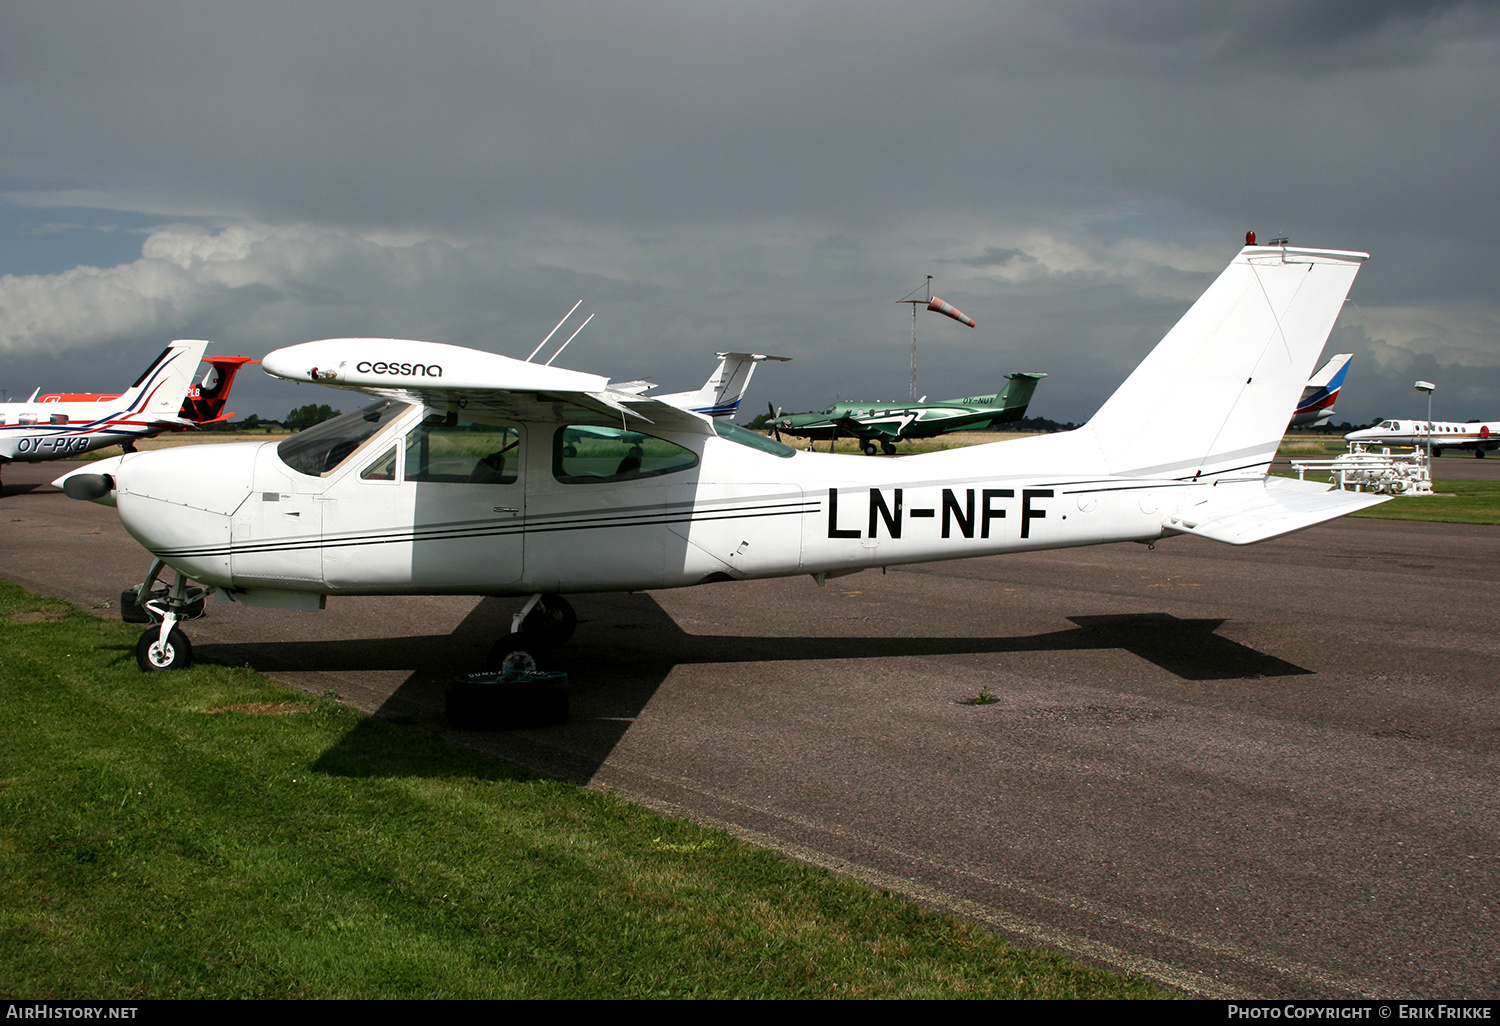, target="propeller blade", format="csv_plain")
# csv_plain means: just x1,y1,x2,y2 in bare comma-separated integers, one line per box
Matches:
768,402,782,441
